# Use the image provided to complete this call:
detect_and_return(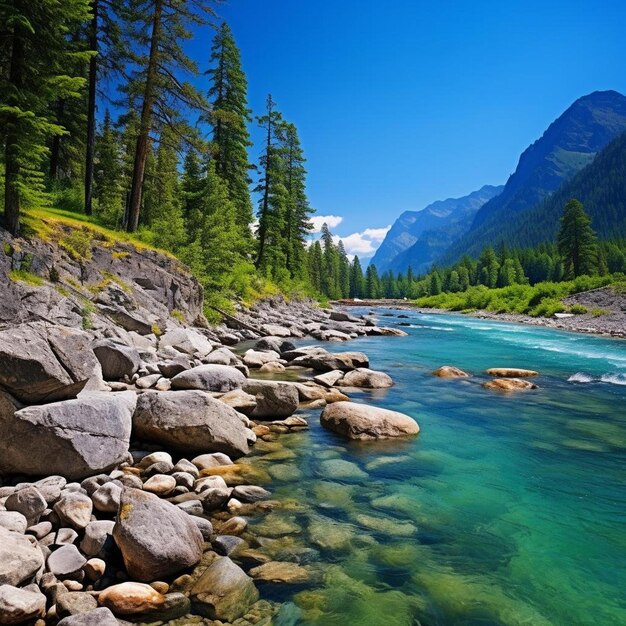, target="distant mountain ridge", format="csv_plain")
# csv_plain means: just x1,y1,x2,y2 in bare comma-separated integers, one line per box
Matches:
370,184,503,274
440,90,626,263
